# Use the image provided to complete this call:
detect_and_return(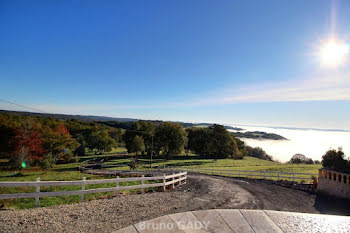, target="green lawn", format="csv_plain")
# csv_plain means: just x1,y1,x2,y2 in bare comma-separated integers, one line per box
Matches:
0,149,321,209
106,155,320,174
0,158,158,209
